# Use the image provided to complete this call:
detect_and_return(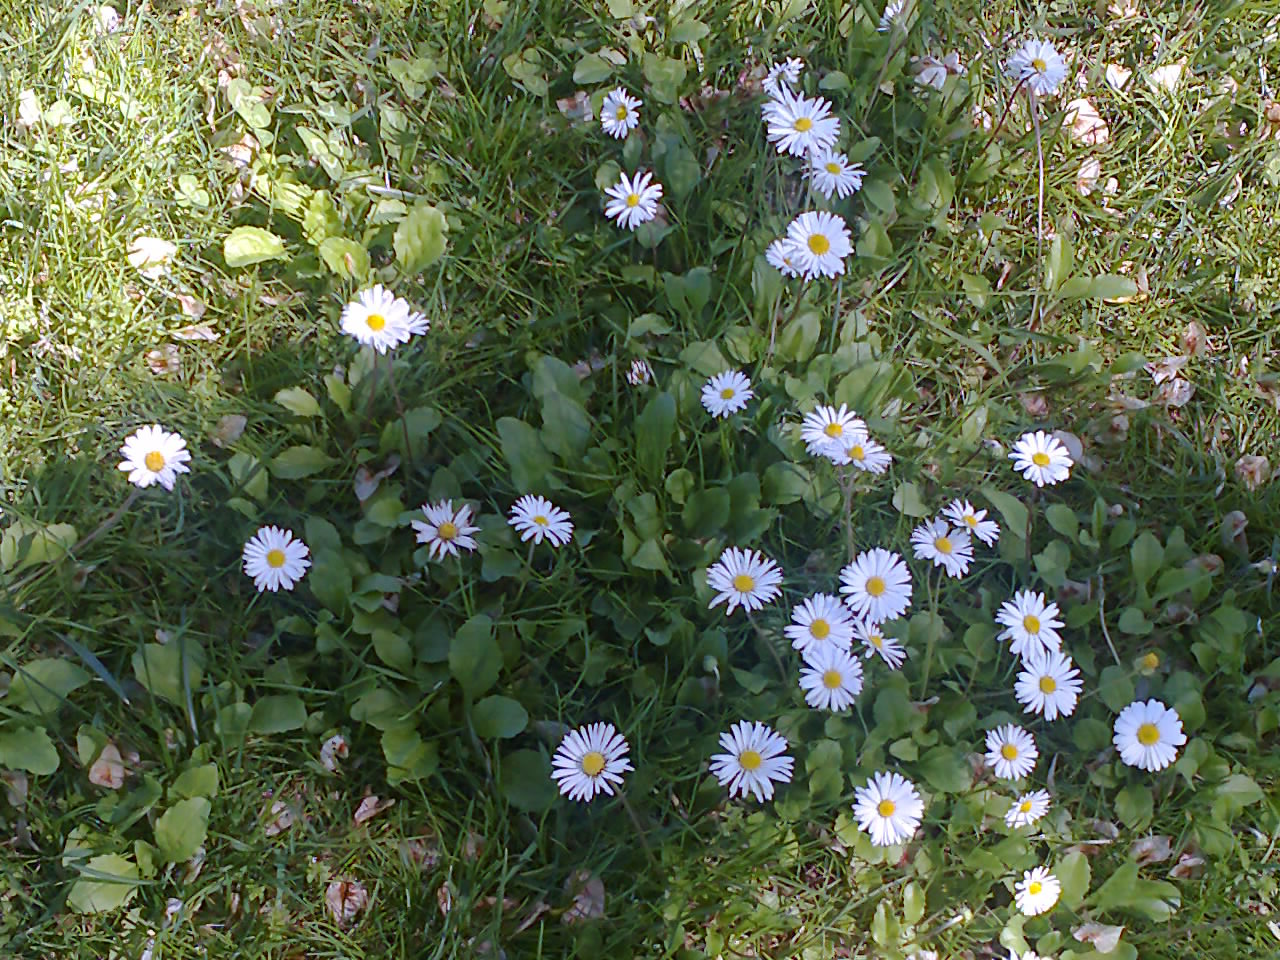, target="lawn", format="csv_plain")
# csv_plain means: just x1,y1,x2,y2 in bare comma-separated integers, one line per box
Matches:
2,0,1279,958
